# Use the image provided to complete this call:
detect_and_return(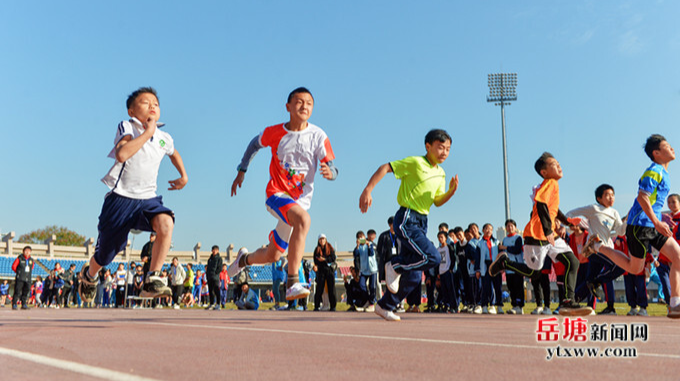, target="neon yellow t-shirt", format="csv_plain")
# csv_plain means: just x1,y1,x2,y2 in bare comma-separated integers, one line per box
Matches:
390,156,446,215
